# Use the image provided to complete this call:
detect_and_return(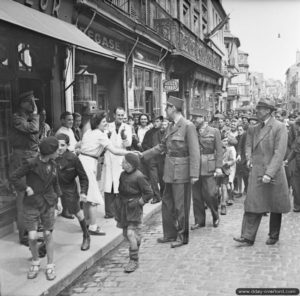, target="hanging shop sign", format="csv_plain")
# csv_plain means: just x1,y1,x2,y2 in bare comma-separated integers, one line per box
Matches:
163,79,179,92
